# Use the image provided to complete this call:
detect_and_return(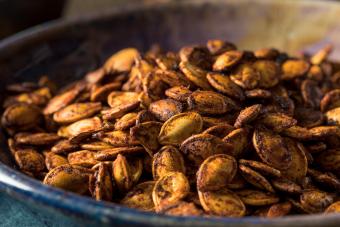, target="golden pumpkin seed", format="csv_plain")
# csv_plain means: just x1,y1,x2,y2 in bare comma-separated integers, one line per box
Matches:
130,121,163,155
99,130,138,147
271,178,302,194
113,154,134,192
43,164,92,194
254,48,279,60
164,86,192,102
236,189,279,206
155,53,179,71
234,104,262,128
187,91,237,115
245,89,272,99
282,59,310,80
103,48,139,73
53,102,102,124
213,50,243,71
206,72,245,100
180,134,232,167
104,91,140,120
149,99,183,122
307,169,340,190
202,123,234,138
152,146,185,180
253,60,280,88
152,172,190,209
310,44,332,65
45,152,68,171
90,82,121,102
301,79,322,109
267,201,292,218
44,85,83,115
239,164,274,192
156,69,192,87
300,189,334,213
92,162,114,201
198,188,245,217
158,112,203,145
121,181,156,212
230,63,260,90
114,112,138,130
197,154,237,191
59,116,102,137
320,89,340,112
223,128,249,157
50,139,79,154
179,61,212,90
206,39,236,55
179,46,212,70
253,127,292,170
15,132,61,146
14,149,45,173
95,146,145,161
160,201,203,216
325,107,340,126
239,159,281,178
316,149,340,175
281,139,308,183
67,150,98,167
1,103,42,133
325,201,340,213
256,113,297,132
